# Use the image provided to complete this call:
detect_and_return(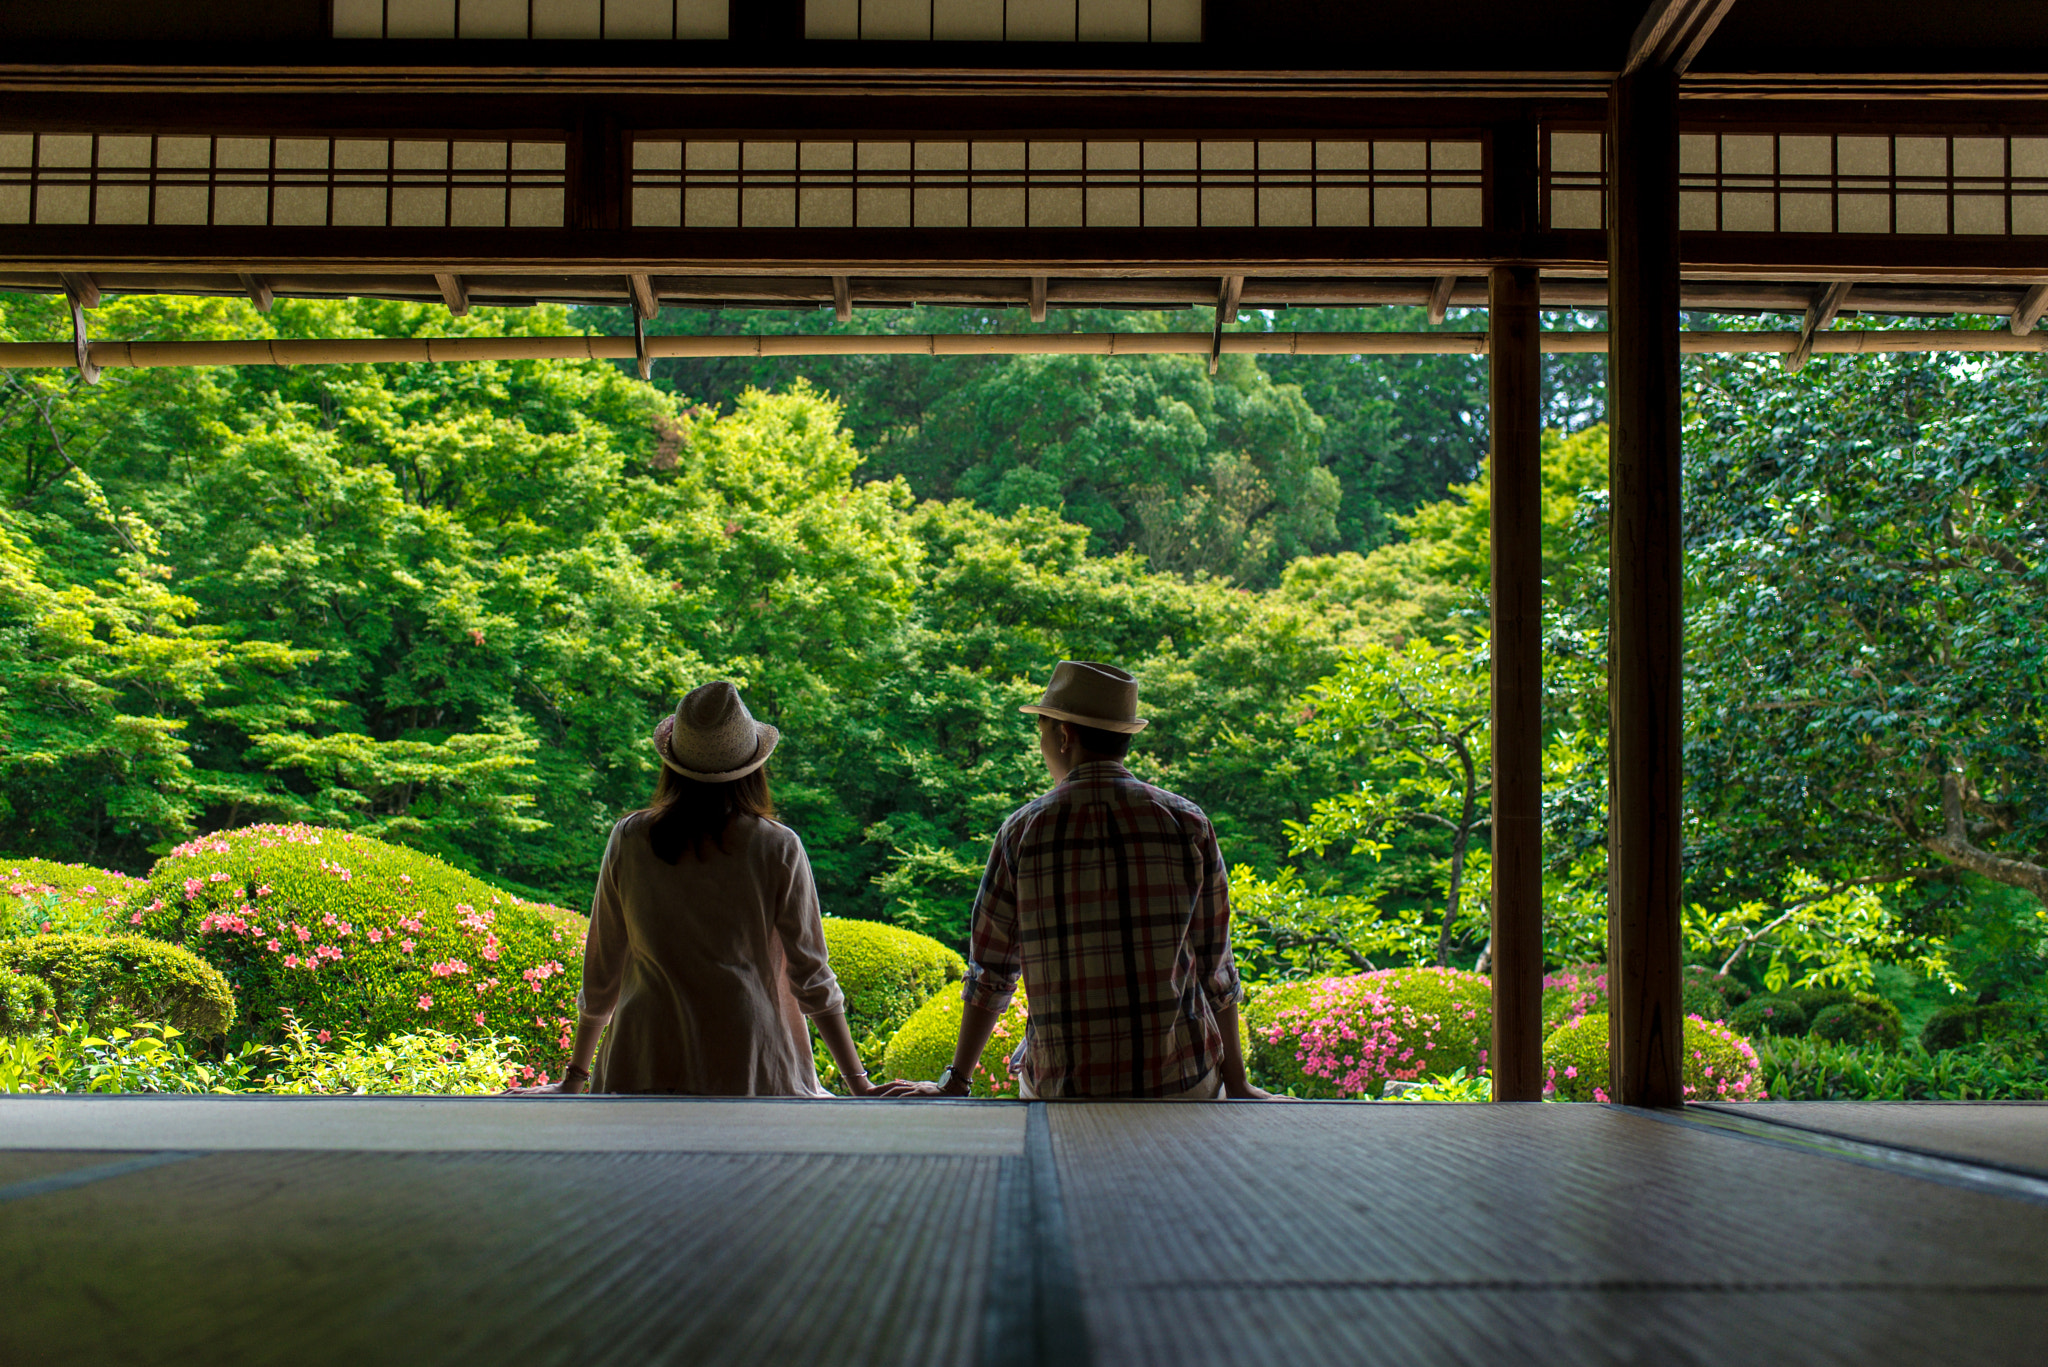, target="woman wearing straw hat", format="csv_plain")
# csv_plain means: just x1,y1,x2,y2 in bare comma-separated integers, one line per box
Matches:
515,681,875,1097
